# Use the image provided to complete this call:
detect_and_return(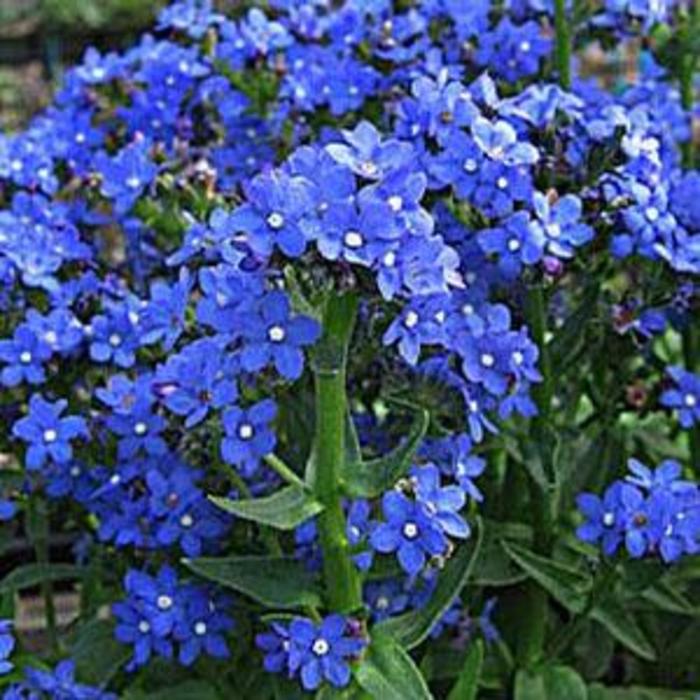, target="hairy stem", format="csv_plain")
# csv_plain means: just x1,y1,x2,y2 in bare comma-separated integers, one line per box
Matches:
554,0,572,90
310,293,362,613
